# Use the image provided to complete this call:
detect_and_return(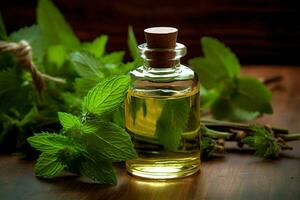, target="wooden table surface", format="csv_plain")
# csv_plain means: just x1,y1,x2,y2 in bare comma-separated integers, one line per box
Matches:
0,66,300,200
